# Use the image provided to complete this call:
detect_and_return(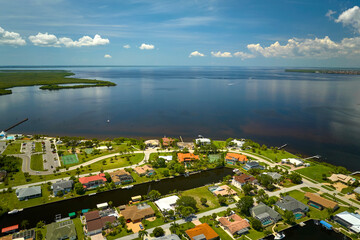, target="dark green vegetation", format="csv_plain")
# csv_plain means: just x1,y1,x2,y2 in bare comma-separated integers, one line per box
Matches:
285,69,360,75
0,70,116,95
